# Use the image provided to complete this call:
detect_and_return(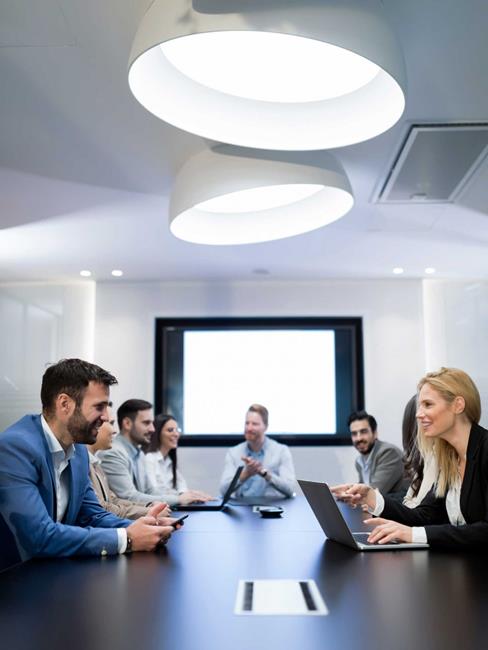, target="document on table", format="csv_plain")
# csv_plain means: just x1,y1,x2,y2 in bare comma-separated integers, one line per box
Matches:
234,579,328,616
